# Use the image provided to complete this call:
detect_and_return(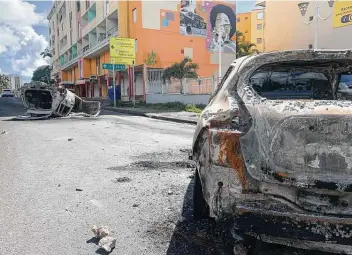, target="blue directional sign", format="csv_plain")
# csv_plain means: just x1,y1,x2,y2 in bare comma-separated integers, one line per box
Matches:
102,63,126,70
